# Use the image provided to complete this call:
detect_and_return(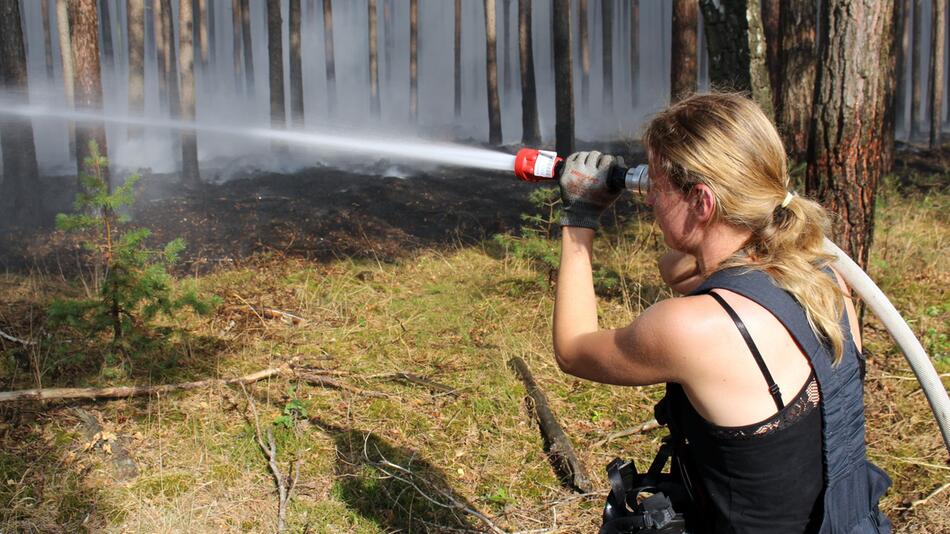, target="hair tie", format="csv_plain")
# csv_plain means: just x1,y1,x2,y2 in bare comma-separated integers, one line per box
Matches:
781,191,796,208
